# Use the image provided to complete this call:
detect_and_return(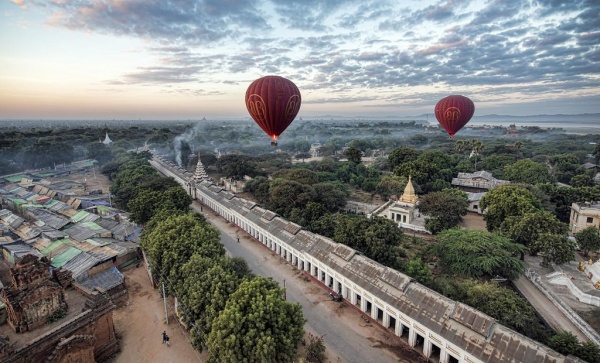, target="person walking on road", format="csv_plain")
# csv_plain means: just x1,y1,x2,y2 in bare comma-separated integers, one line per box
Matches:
162,331,170,347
